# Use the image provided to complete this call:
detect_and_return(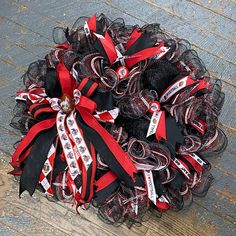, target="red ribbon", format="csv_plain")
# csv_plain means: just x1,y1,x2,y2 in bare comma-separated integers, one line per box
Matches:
87,15,97,33
156,199,171,210
125,27,143,49
147,102,166,141
77,105,137,181
94,31,118,65
95,171,118,192
11,118,56,167
125,42,167,68
155,111,166,141
56,61,76,97
181,153,204,173
11,61,137,203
